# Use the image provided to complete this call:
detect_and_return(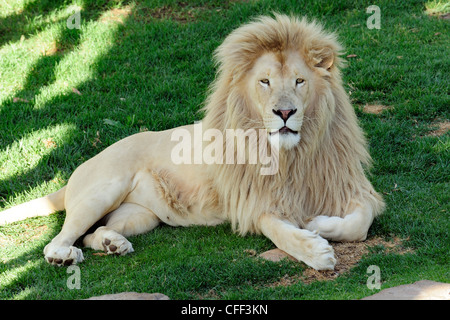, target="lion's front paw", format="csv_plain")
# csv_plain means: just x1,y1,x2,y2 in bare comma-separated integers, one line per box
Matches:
302,232,336,270
44,245,84,266
288,229,336,270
